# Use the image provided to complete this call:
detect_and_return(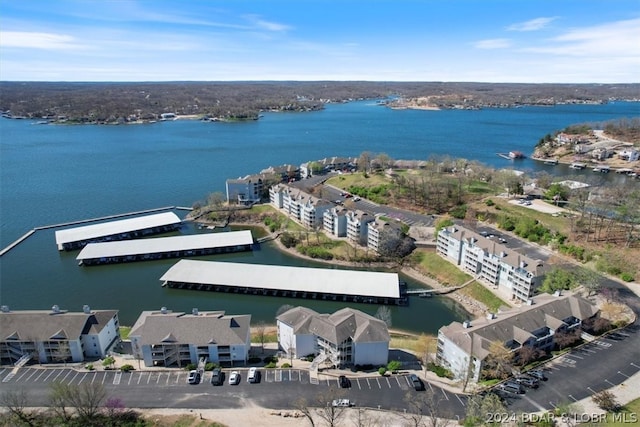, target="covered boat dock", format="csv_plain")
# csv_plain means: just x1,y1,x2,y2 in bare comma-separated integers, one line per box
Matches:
55,212,182,251
159,260,408,305
77,230,253,265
